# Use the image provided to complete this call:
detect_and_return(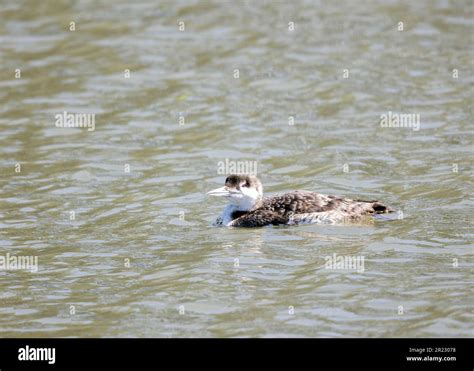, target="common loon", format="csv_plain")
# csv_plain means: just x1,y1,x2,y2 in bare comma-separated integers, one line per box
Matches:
207,174,394,227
